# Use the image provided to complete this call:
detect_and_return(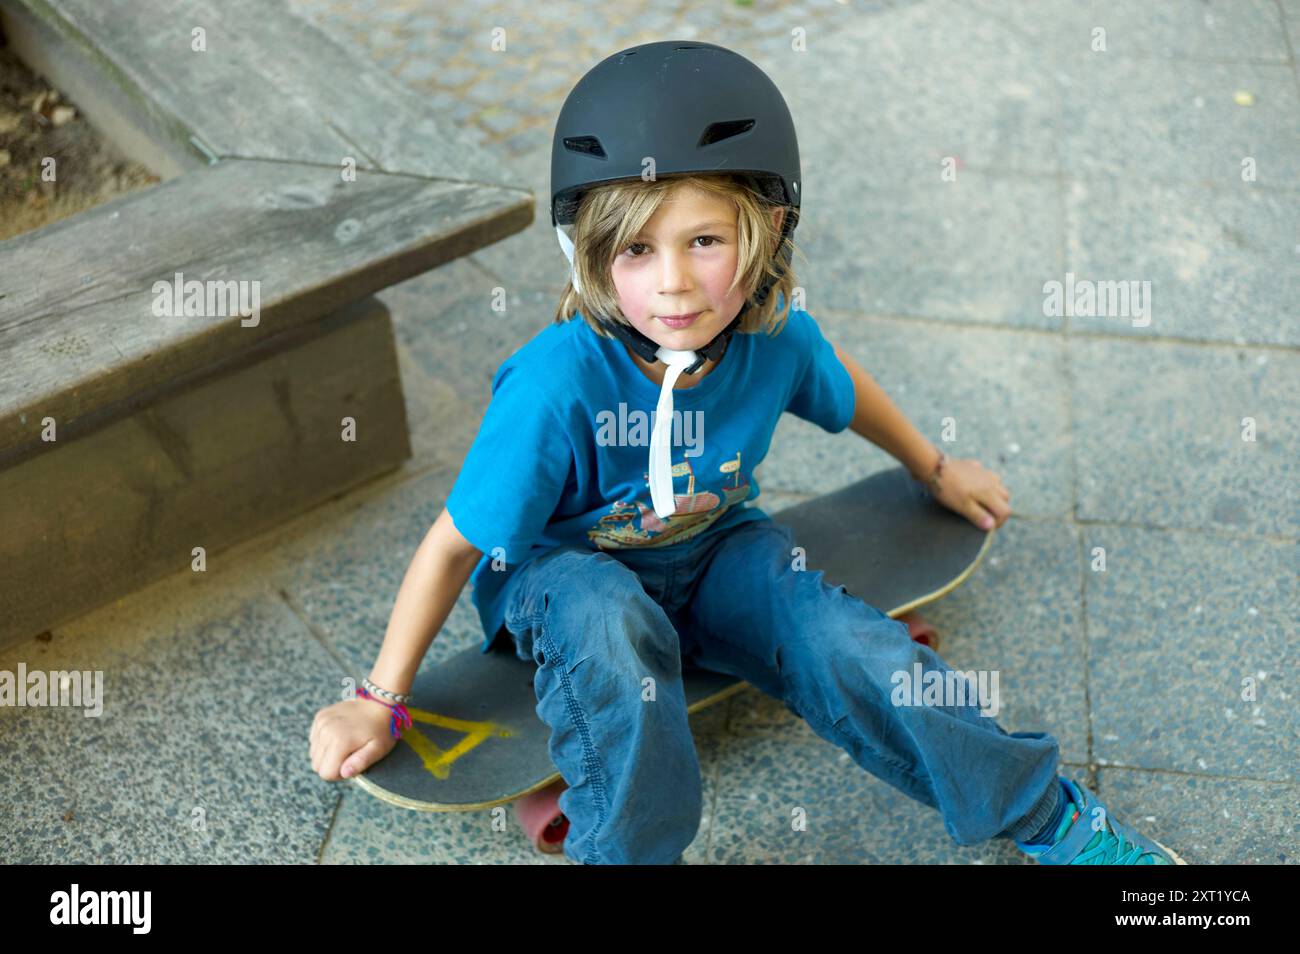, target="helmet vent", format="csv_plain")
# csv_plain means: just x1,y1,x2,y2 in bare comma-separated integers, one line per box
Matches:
698,119,755,147
563,136,607,159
